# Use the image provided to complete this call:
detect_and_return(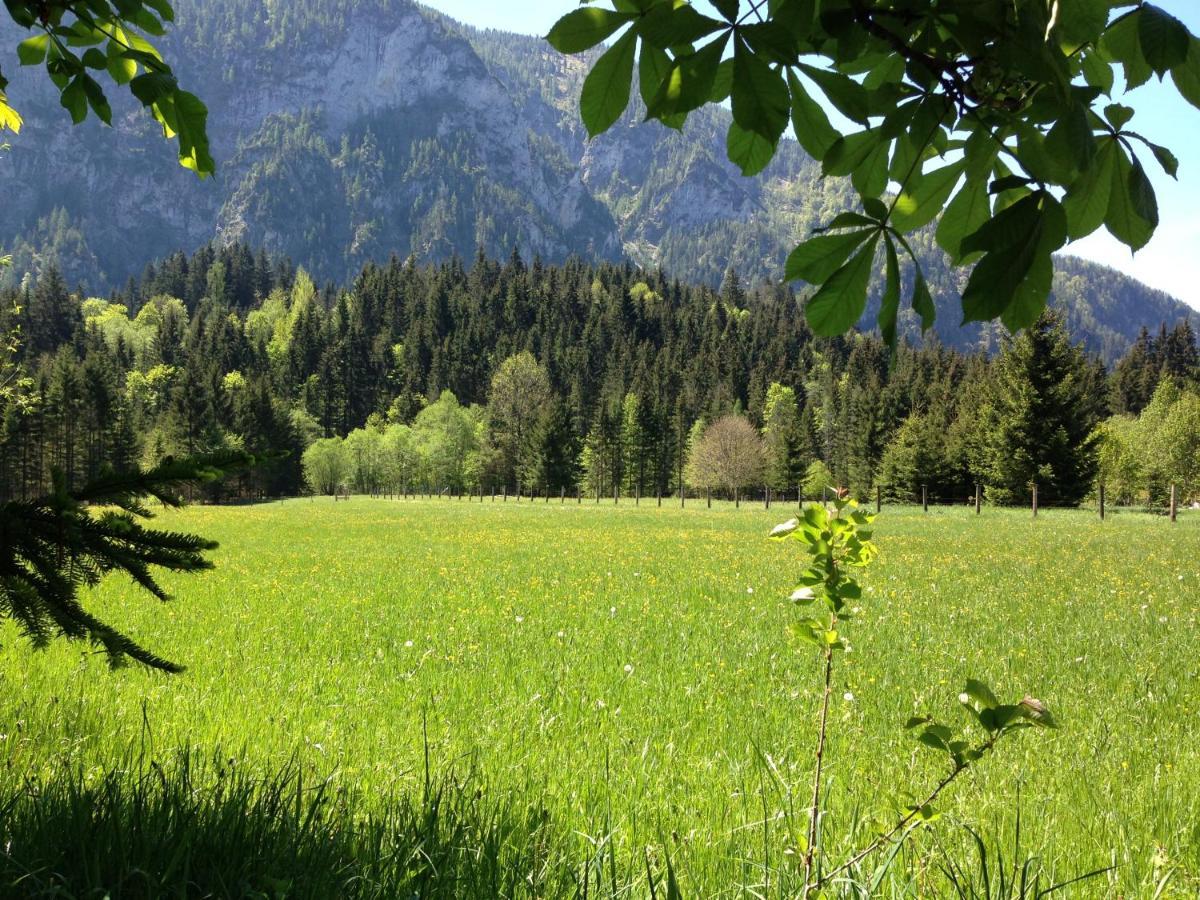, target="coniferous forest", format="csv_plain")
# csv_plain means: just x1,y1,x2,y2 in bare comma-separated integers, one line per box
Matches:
3,243,1198,509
